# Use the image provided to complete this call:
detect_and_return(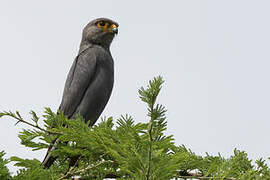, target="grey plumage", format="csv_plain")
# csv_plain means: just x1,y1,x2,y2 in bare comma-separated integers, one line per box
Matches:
42,18,118,168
